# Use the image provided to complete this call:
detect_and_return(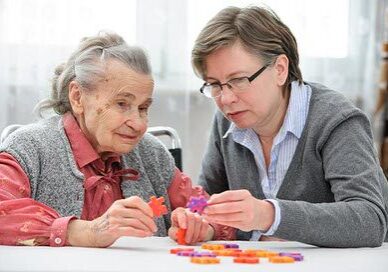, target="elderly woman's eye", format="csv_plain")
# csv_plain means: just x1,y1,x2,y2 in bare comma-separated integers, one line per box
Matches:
117,101,129,109
139,107,149,114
